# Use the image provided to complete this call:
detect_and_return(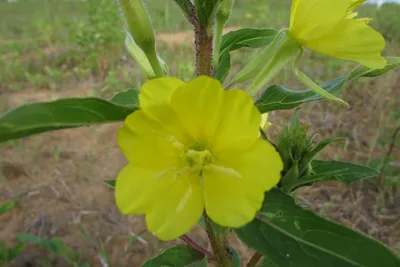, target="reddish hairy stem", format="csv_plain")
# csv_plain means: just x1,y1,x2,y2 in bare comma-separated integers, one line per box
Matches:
247,252,263,267
180,235,215,260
